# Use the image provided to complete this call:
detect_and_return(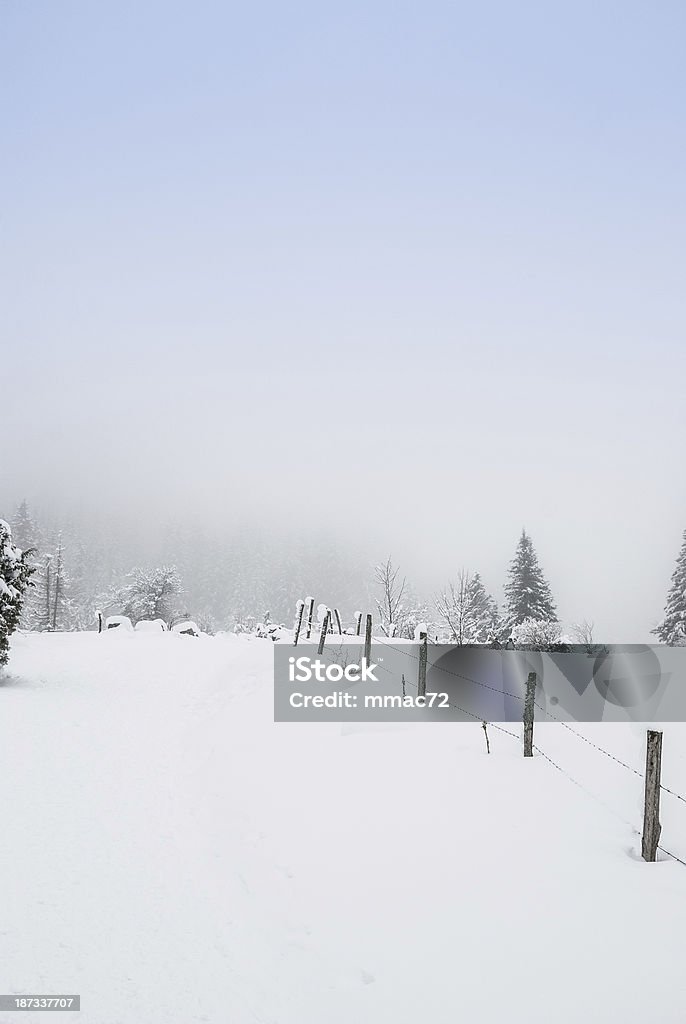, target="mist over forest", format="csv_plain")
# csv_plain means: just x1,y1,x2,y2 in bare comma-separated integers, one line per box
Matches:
3,1,685,644
3,487,684,647
0,495,378,633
